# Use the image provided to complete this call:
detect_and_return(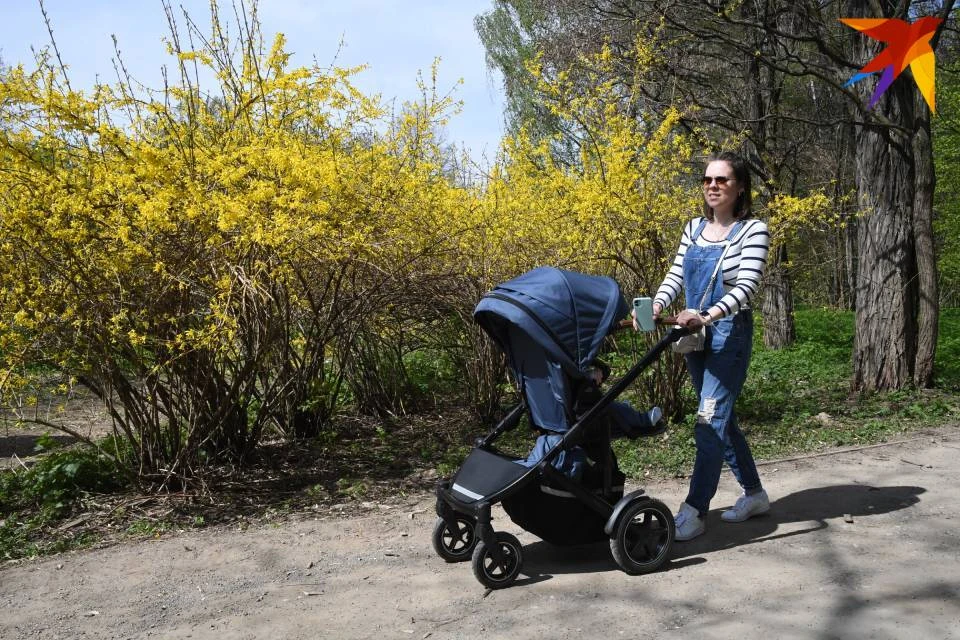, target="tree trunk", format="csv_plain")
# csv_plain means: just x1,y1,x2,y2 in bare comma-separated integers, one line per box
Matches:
851,87,918,391
844,0,922,392
844,218,858,312
743,0,797,348
836,120,857,311
911,104,939,388
830,228,846,308
762,244,795,348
